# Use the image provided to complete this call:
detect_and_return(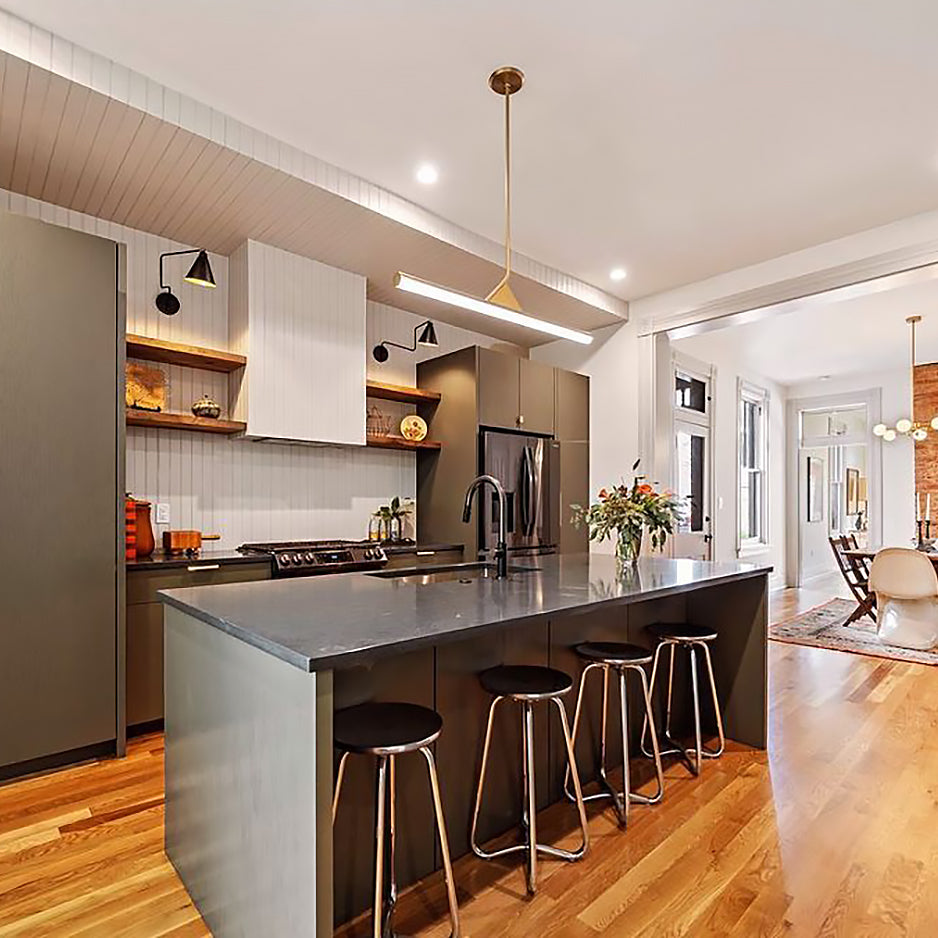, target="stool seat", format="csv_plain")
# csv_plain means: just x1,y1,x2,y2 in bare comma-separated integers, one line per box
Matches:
646,623,718,643
334,702,442,755
480,665,573,699
574,641,653,666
